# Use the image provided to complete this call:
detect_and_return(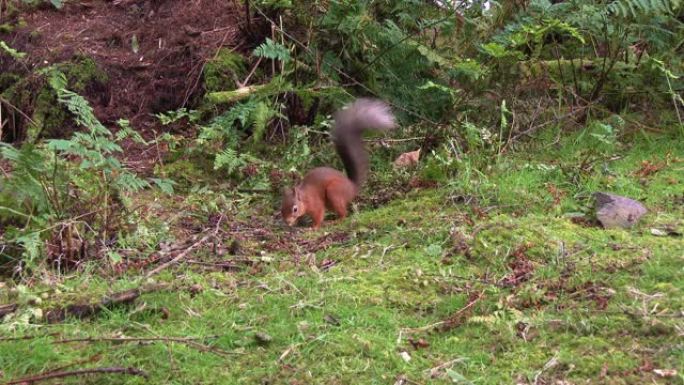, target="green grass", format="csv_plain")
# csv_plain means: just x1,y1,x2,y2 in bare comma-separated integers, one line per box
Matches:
1,131,683,384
